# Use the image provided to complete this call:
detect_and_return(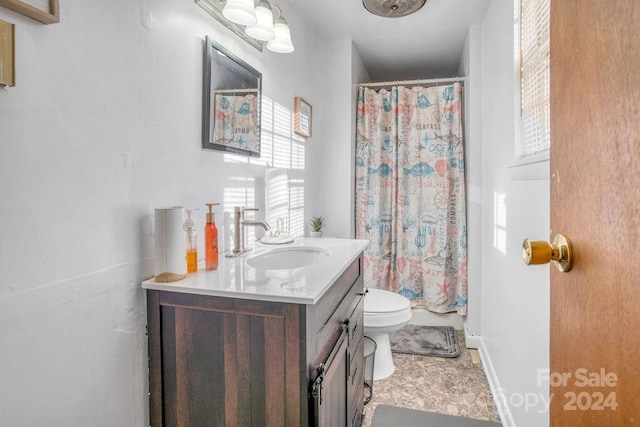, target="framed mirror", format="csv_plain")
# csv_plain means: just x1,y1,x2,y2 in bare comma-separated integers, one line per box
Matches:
202,36,262,157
